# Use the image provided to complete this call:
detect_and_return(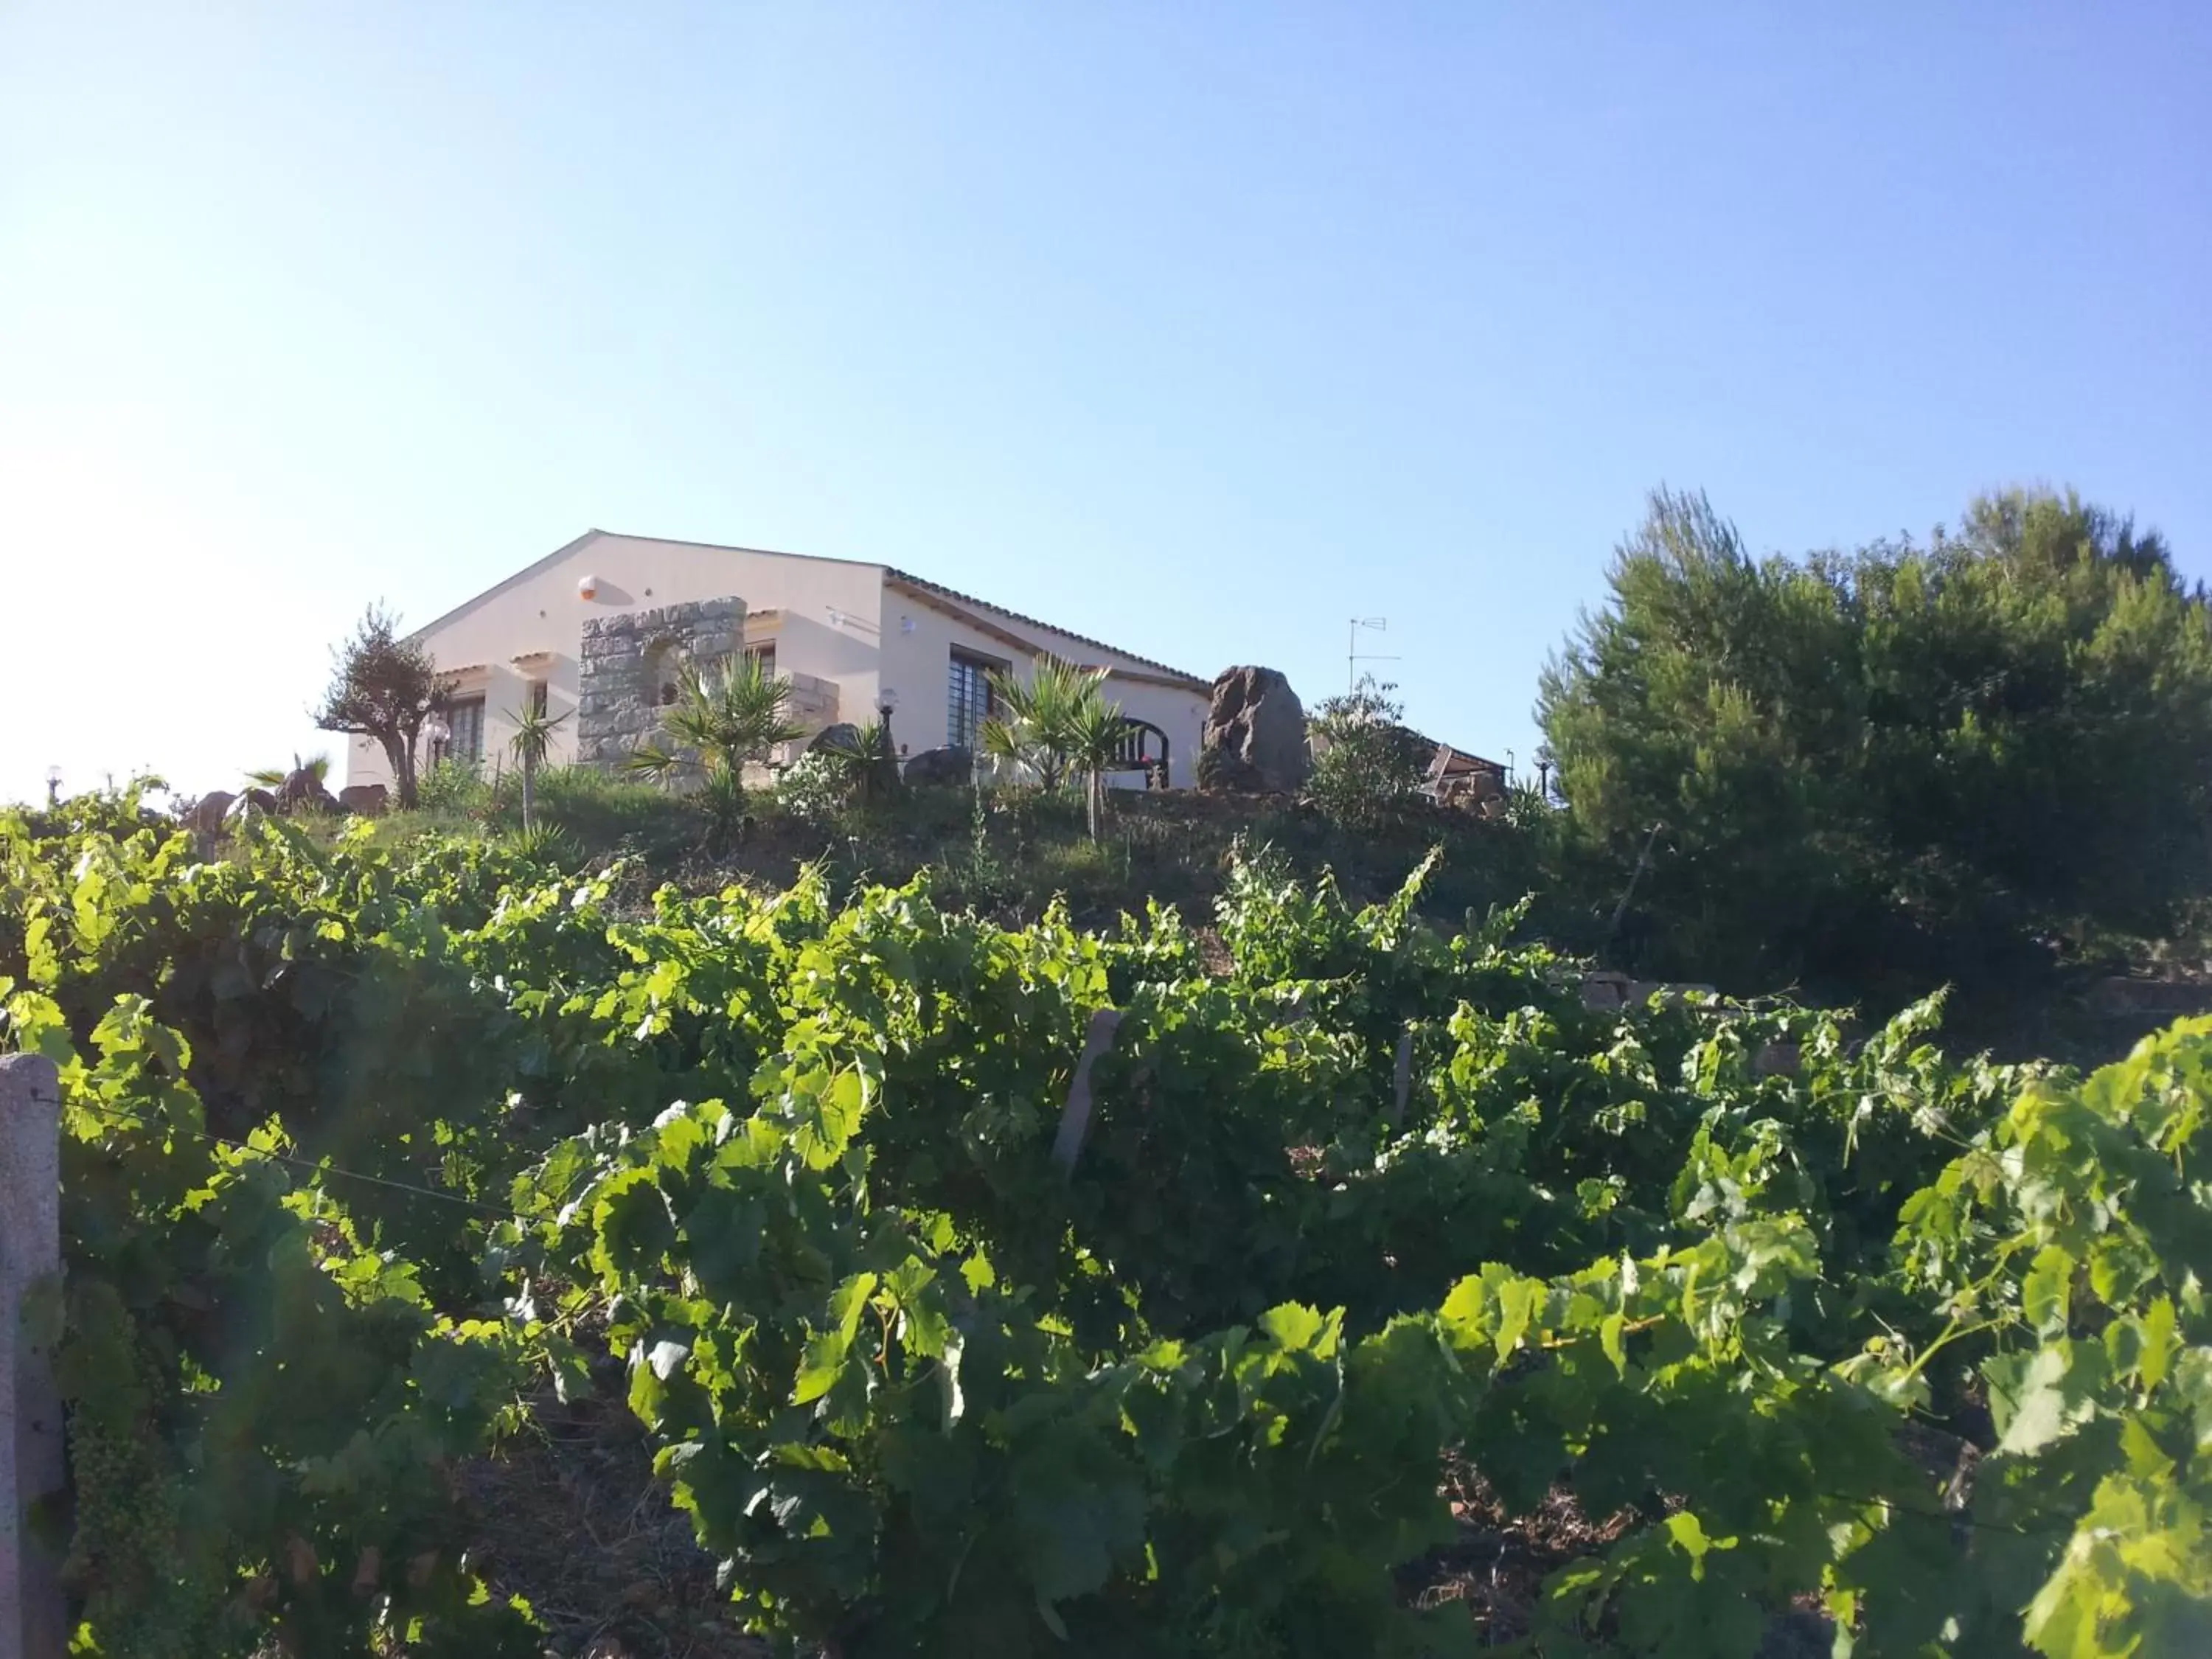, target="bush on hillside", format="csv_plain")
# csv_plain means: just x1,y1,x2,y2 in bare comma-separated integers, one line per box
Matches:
1540,486,2212,1006
1304,675,1436,832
